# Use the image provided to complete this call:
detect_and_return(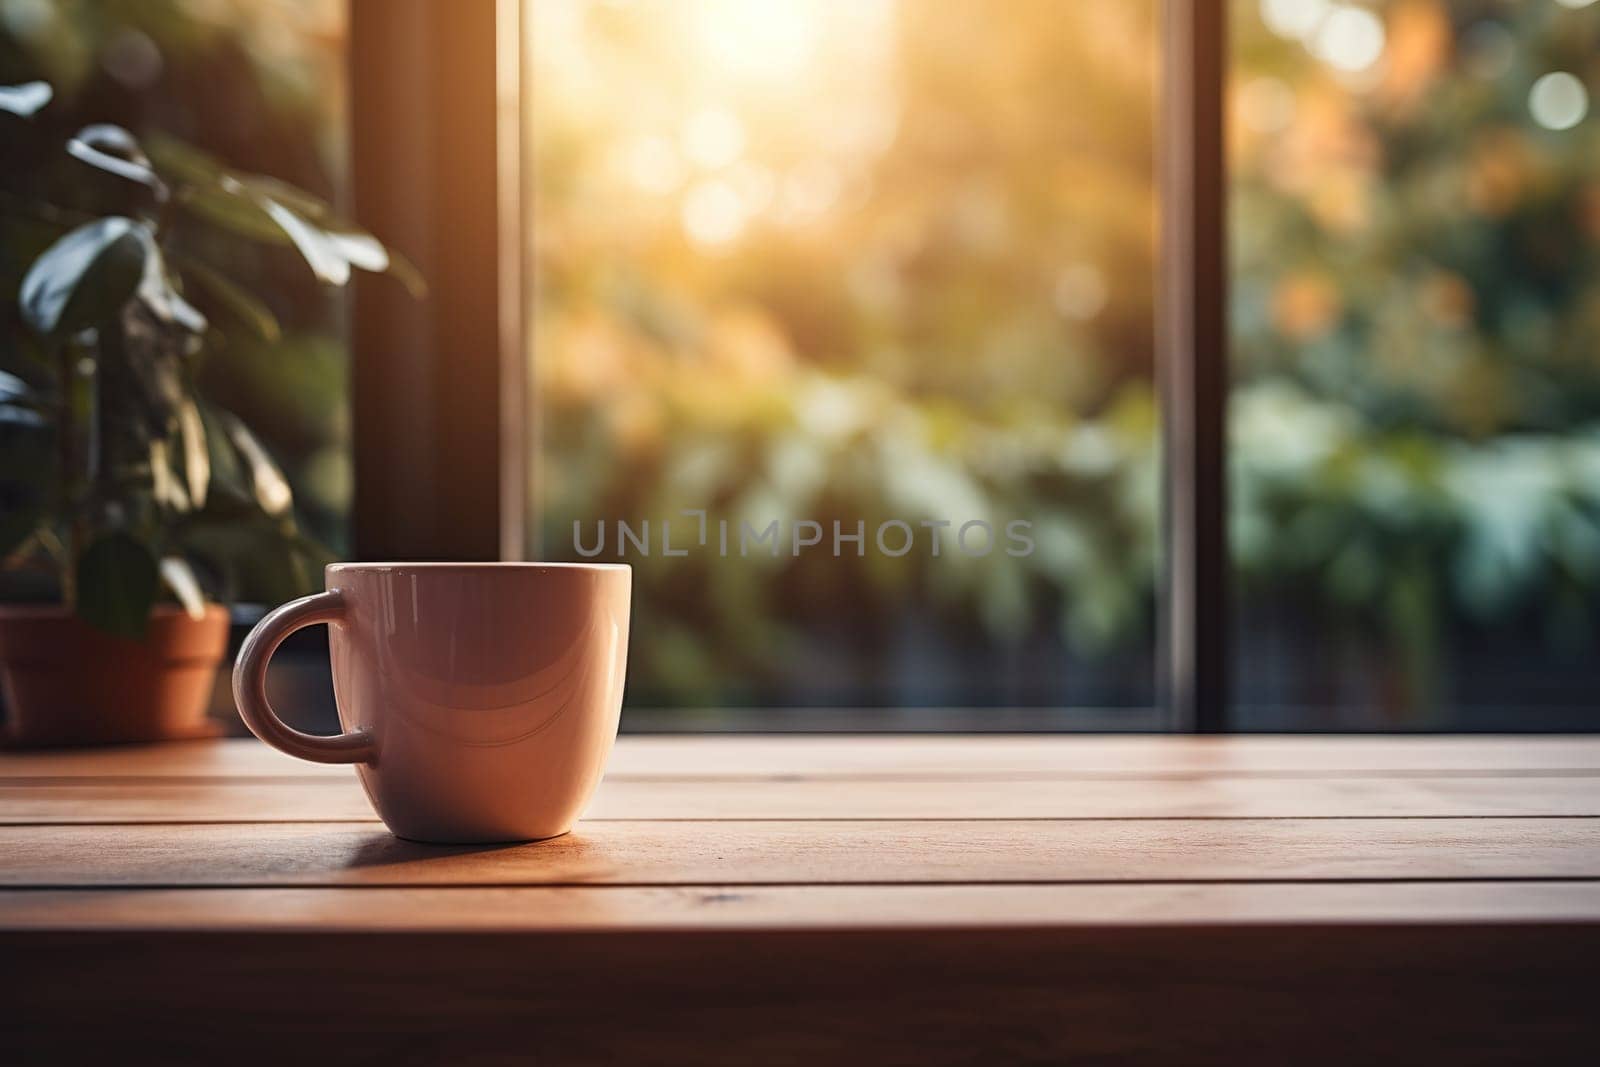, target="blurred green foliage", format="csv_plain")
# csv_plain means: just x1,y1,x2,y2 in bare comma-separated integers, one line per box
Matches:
1231,0,1600,720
